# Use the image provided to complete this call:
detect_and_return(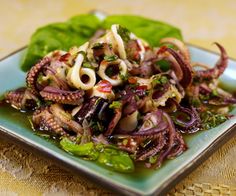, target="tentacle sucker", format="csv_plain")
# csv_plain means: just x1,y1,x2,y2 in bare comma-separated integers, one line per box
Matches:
26,57,51,95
